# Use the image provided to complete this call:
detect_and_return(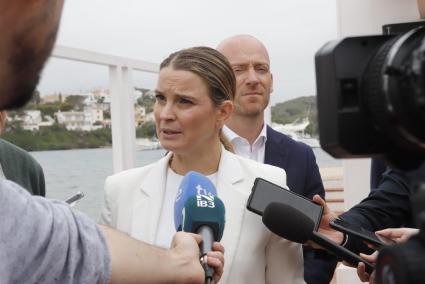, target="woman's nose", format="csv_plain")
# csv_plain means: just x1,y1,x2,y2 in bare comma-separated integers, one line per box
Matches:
159,103,176,120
